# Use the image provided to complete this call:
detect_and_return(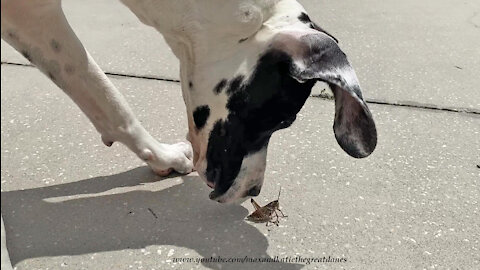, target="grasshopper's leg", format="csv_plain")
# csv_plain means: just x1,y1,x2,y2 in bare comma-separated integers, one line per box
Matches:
250,199,262,211
273,212,280,226
277,209,288,218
